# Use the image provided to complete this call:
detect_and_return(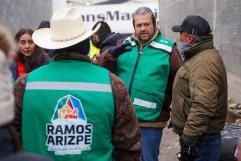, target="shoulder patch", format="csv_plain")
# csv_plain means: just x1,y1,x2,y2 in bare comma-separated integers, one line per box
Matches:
149,41,173,53
124,37,136,46
160,39,169,44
